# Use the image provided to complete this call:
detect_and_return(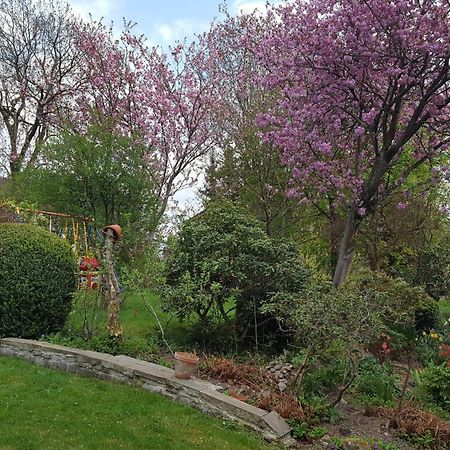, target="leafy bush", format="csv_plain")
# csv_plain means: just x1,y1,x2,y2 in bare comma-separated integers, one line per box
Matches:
302,356,348,397
354,357,399,406
346,269,439,336
0,223,76,337
264,270,419,403
163,201,309,345
415,364,450,413
415,245,450,300
264,282,387,403
415,299,441,332
416,335,442,367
